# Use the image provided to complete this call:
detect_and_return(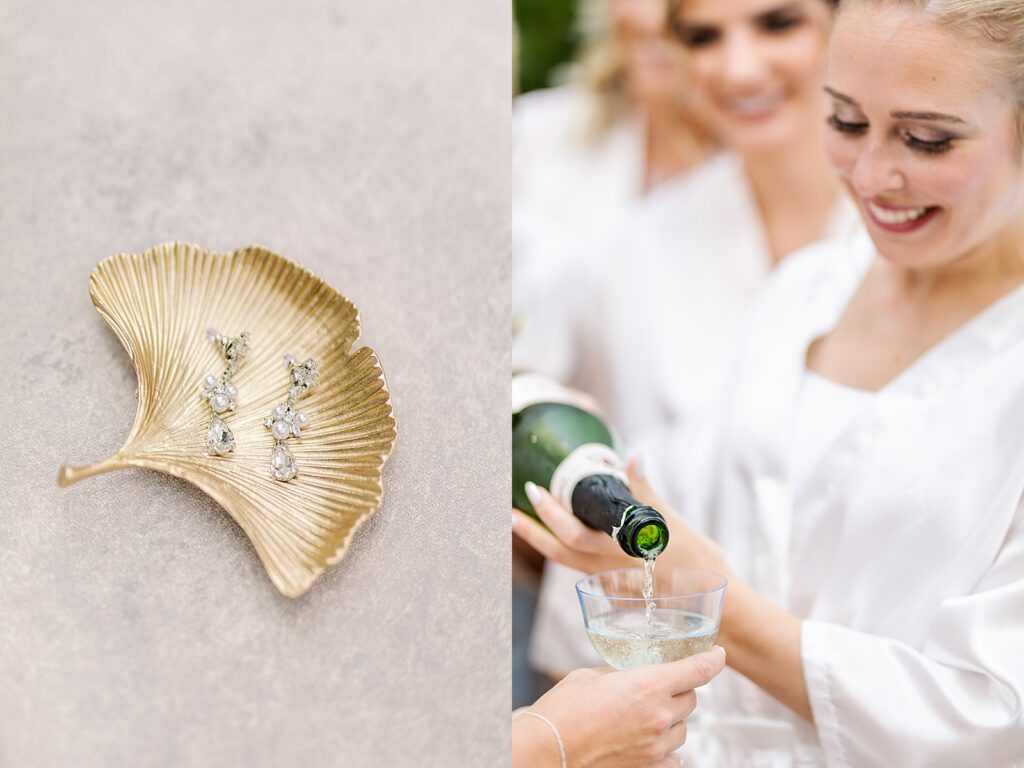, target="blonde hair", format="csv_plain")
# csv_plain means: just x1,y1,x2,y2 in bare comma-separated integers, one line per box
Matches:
841,0,1024,135
570,0,639,141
